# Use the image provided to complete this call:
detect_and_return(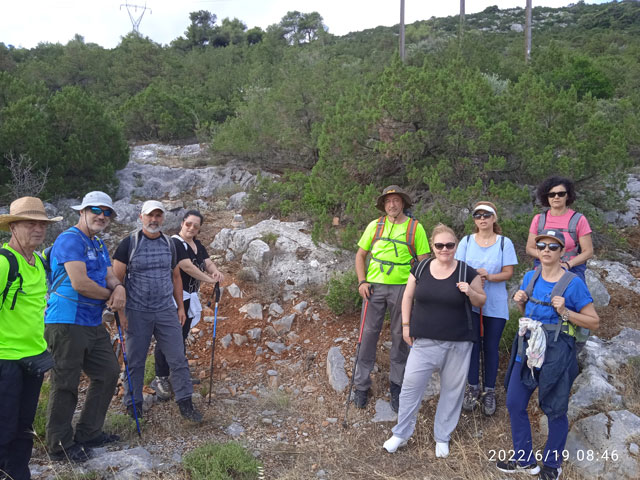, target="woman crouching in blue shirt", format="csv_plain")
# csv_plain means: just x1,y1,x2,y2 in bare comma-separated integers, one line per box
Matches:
497,229,599,480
